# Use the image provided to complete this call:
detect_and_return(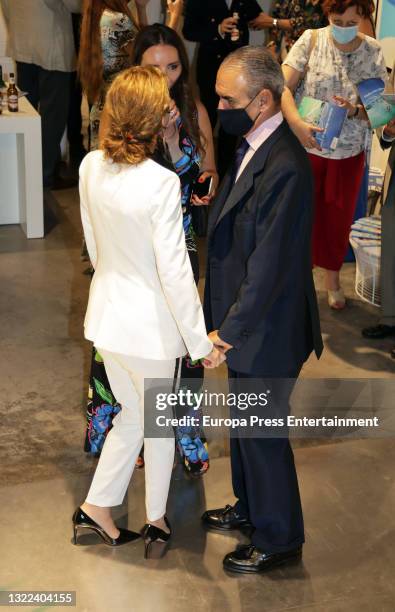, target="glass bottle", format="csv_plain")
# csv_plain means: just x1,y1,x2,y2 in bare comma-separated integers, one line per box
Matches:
7,72,19,113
